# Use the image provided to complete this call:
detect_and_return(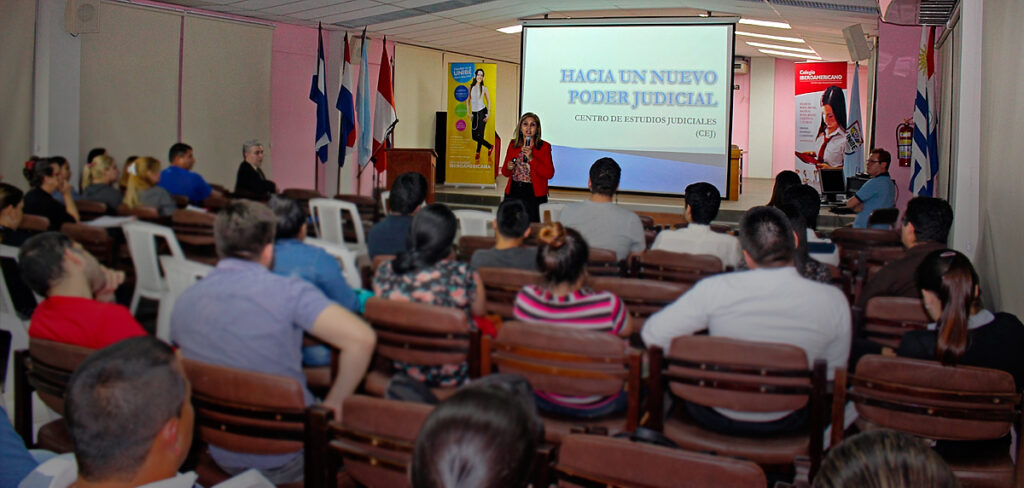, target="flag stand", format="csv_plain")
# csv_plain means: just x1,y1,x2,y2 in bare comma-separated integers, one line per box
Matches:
358,119,398,206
